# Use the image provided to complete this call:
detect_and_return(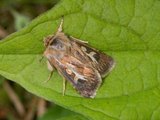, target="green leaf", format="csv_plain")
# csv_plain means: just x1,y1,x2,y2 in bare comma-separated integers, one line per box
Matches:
39,105,88,120
0,0,160,119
